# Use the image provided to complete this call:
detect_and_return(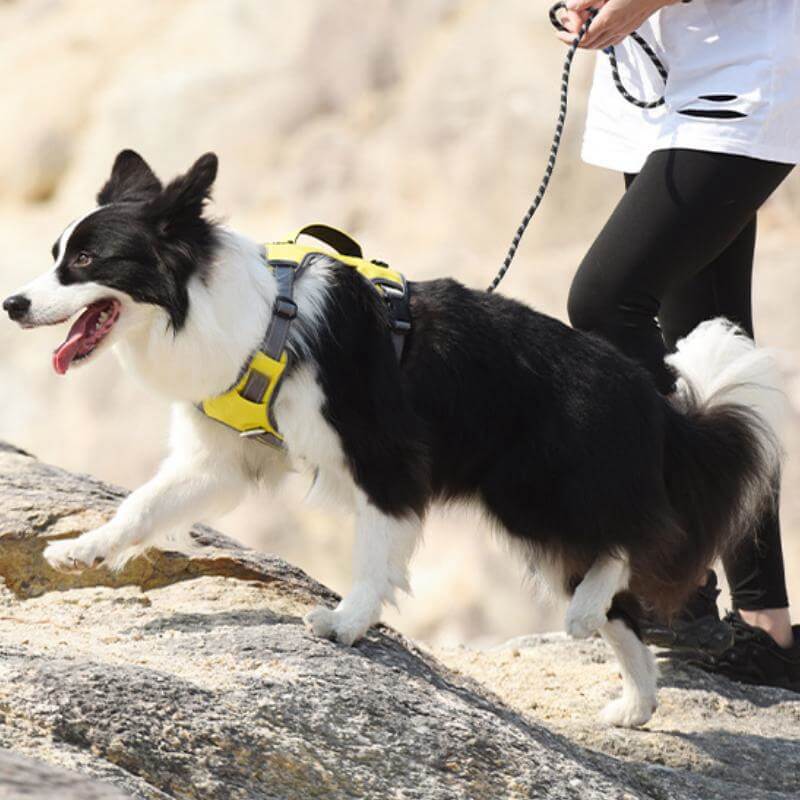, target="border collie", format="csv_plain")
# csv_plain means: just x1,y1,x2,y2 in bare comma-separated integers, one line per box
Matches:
3,151,784,728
